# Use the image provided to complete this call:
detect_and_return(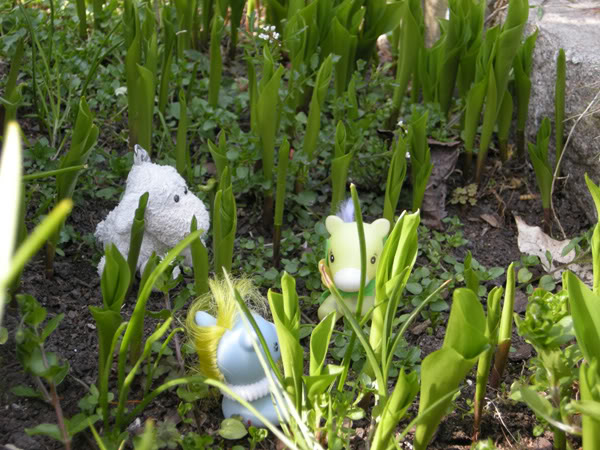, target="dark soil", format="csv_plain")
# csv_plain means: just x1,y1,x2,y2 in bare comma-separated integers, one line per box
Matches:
0,148,591,449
